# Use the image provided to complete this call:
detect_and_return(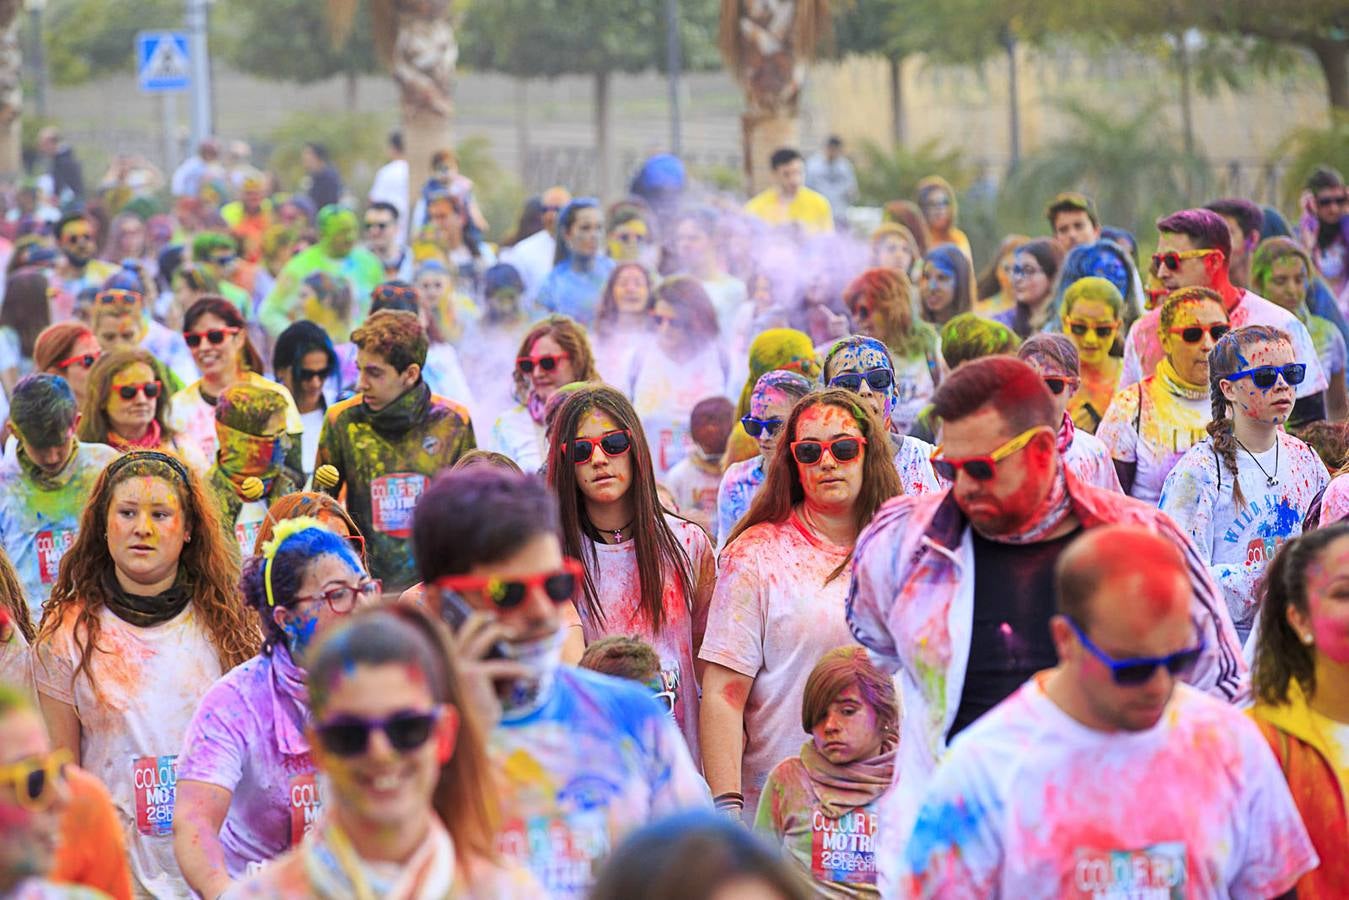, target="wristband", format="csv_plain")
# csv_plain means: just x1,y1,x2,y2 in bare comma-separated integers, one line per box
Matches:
713,790,744,812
